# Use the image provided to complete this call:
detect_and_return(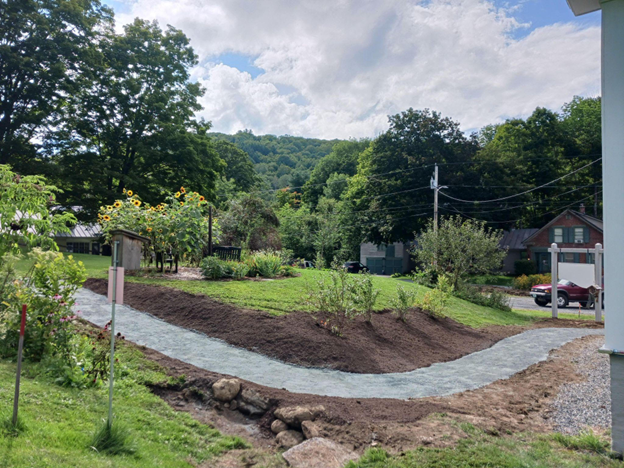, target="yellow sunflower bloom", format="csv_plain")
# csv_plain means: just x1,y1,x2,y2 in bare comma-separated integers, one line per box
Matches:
102,215,111,222
106,205,113,211
122,188,126,194
180,202,184,206
133,200,141,207
180,187,186,194
175,192,181,198
127,190,133,197
147,227,152,232
199,196,205,202
114,201,122,208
